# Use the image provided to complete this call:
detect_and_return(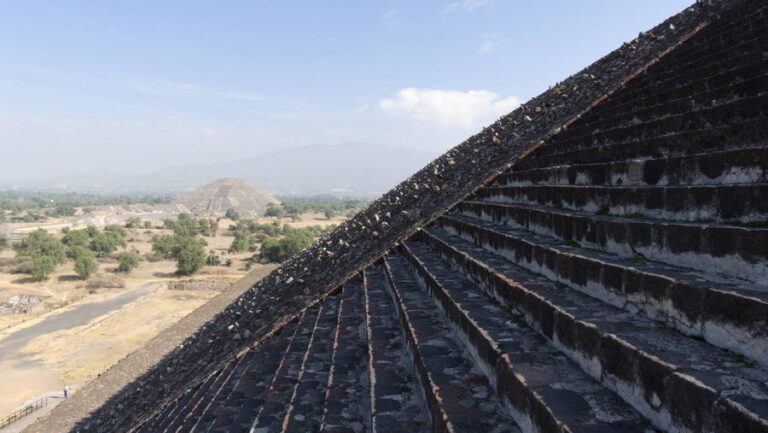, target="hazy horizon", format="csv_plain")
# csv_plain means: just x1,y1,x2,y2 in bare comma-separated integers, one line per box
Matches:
1,0,691,186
